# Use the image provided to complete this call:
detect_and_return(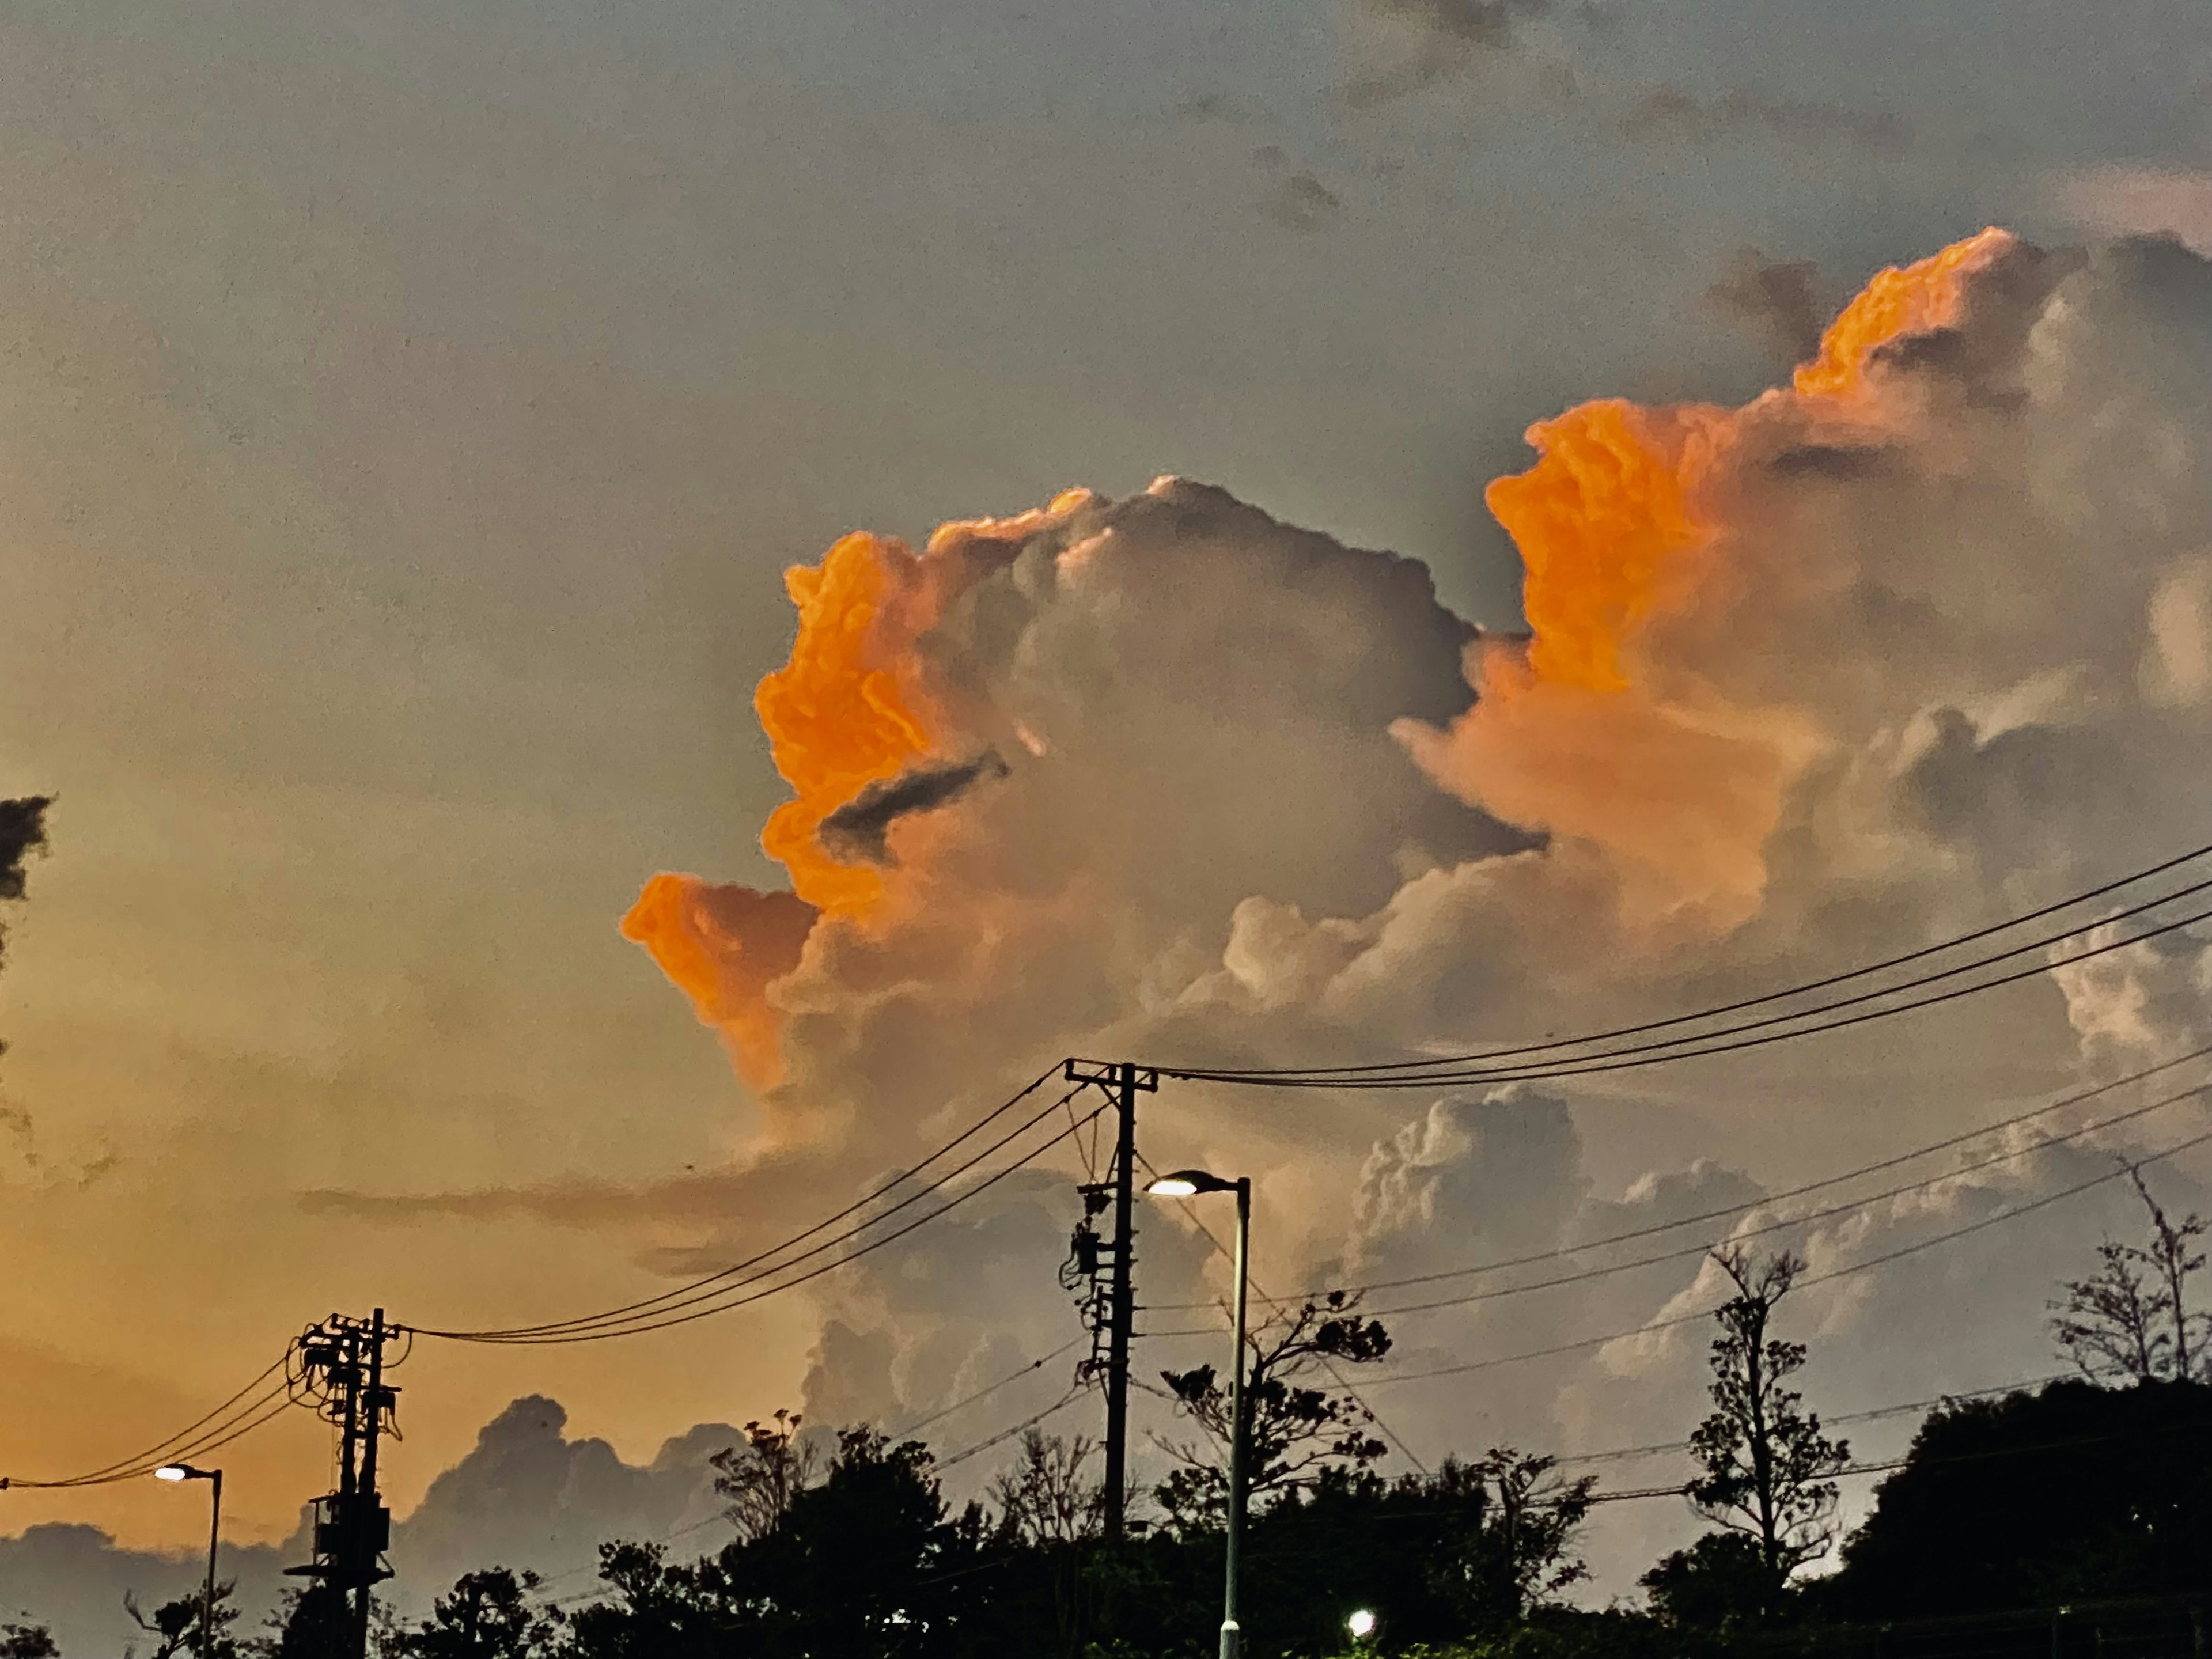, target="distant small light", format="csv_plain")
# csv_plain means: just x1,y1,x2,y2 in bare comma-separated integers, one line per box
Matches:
154,1466,190,1482
1146,1176,1200,1197
1347,1609,1378,1640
